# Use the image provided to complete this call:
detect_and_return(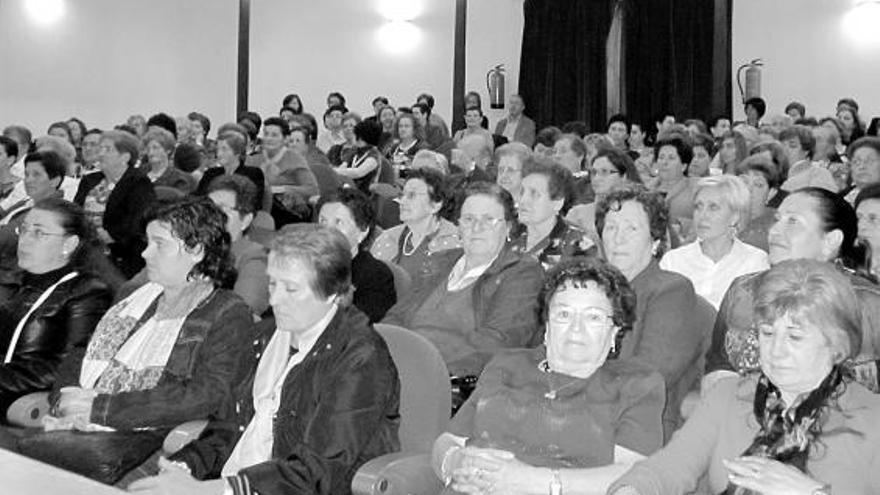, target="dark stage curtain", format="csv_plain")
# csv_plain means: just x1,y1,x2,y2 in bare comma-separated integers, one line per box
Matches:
518,0,614,132
622,0,731,129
